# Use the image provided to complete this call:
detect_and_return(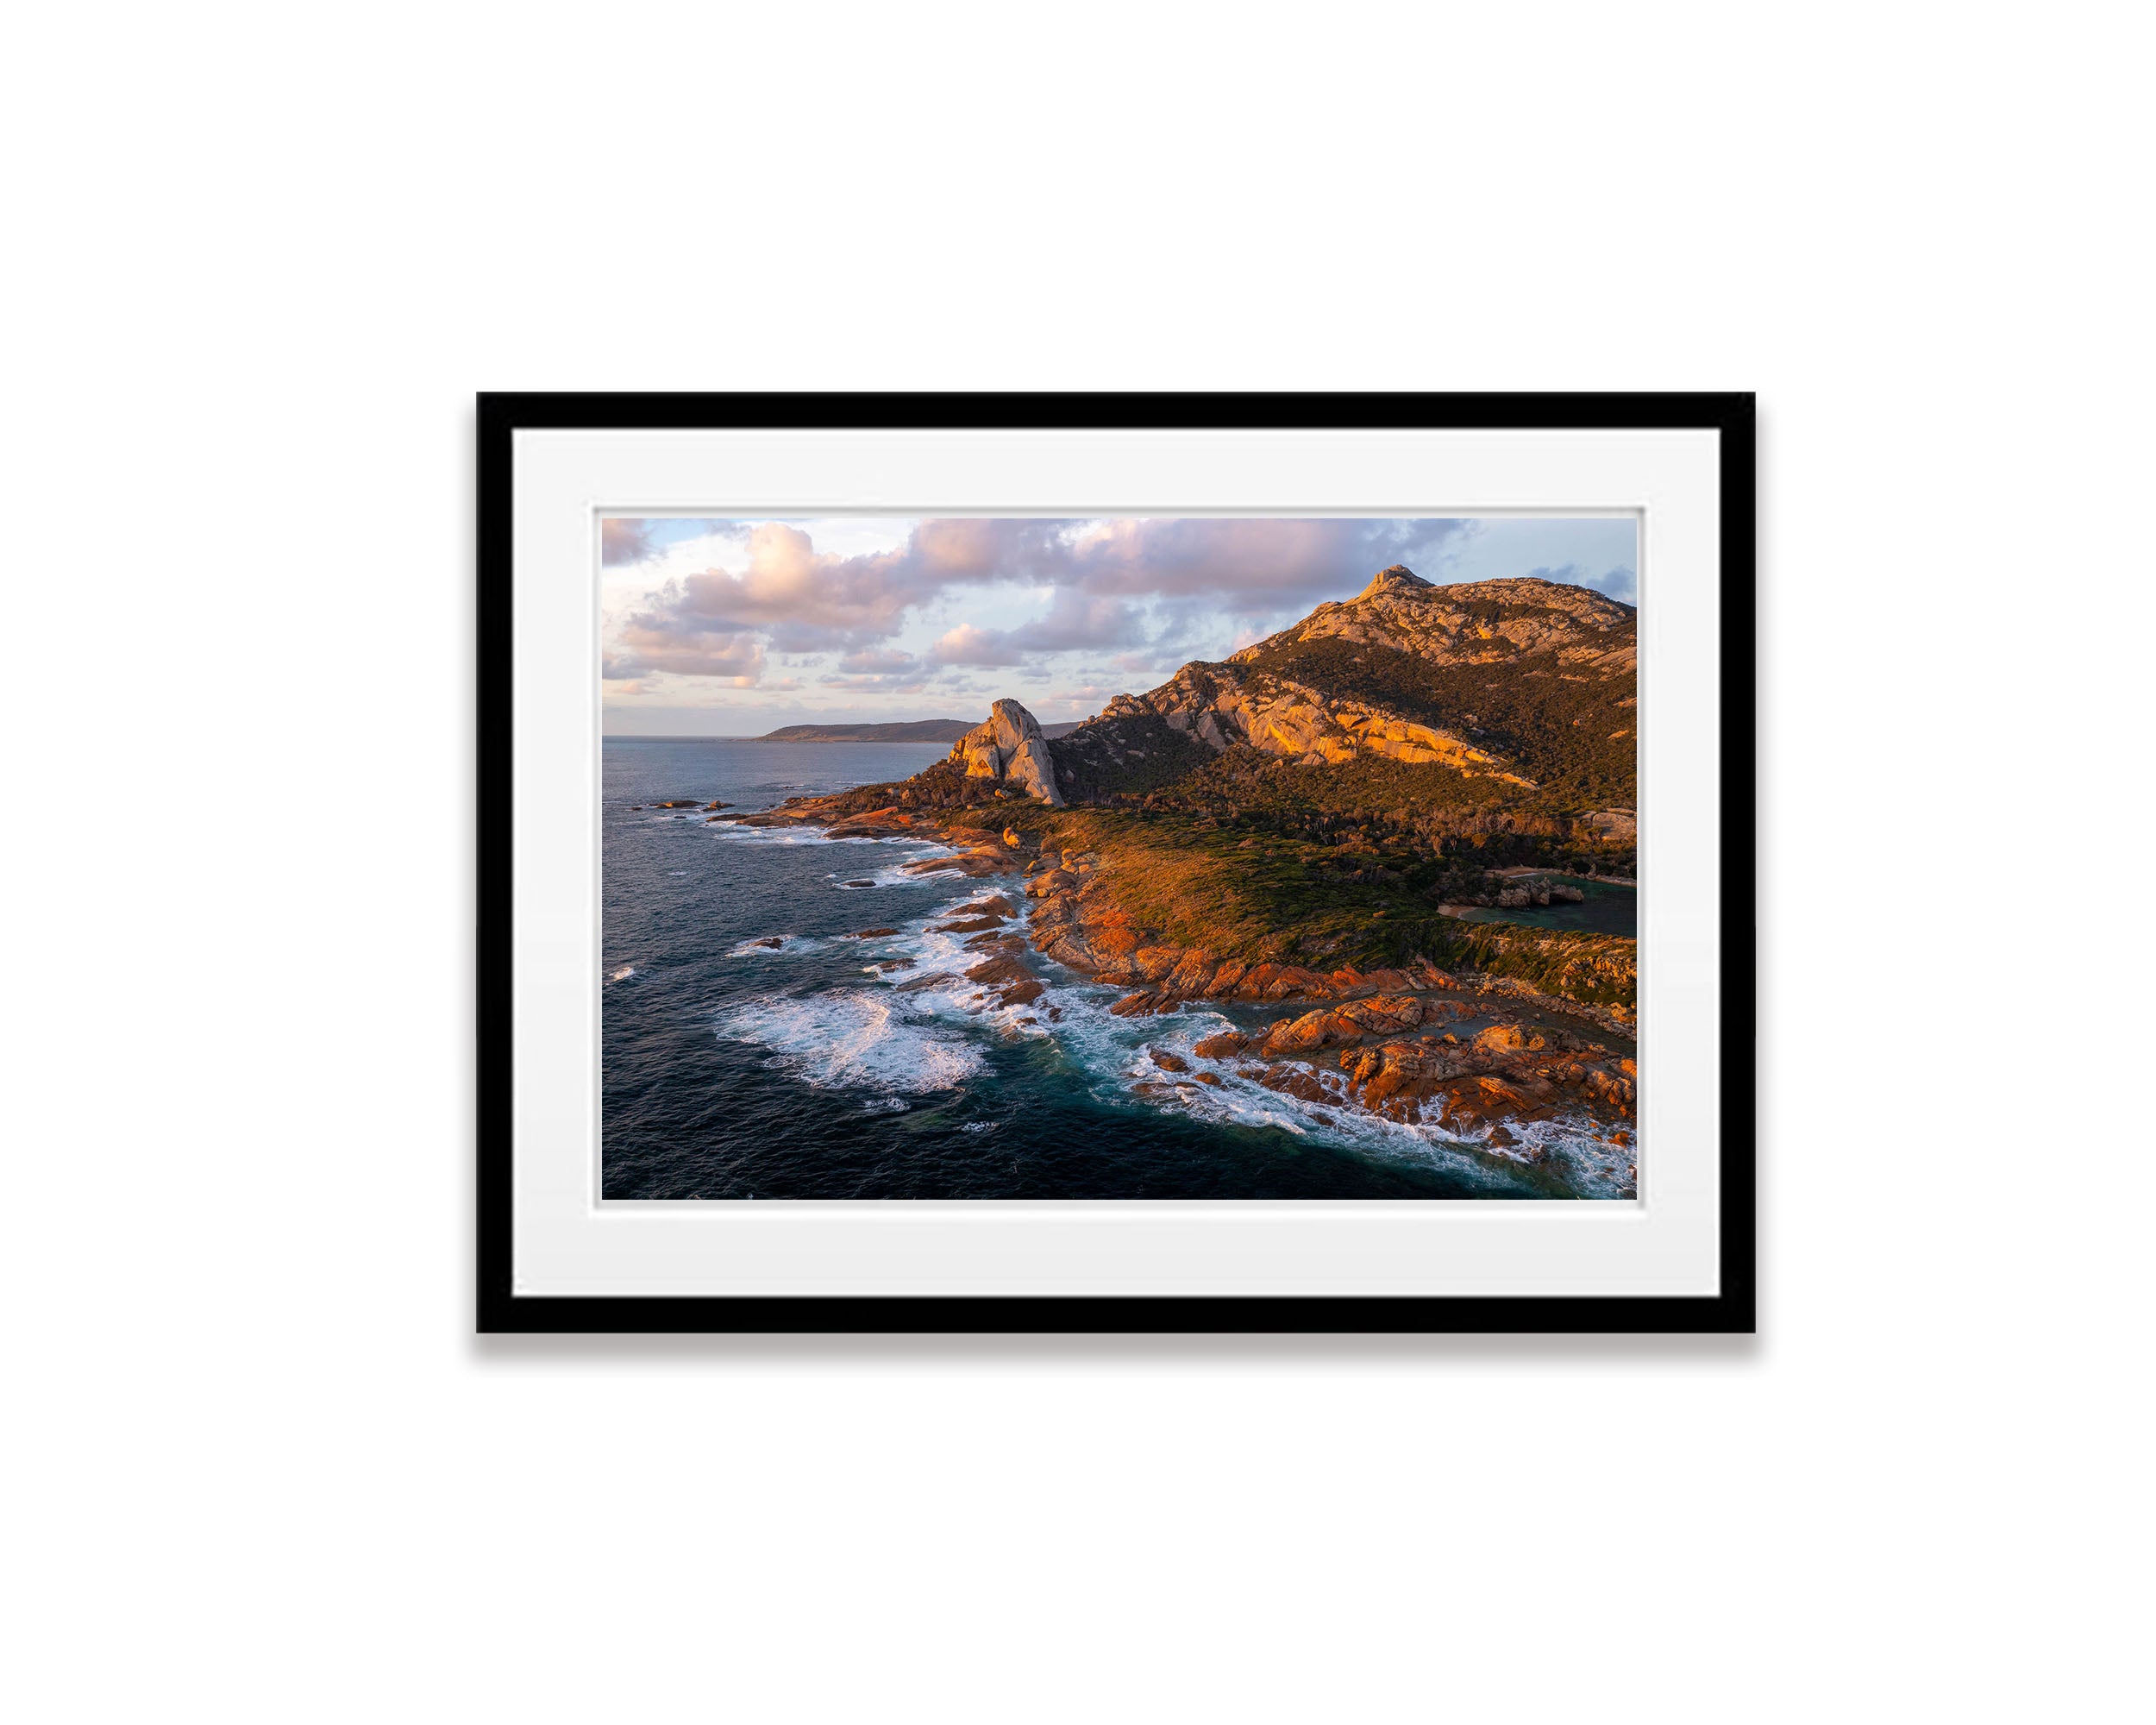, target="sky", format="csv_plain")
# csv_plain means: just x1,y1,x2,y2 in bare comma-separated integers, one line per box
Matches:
600,515,1637,736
